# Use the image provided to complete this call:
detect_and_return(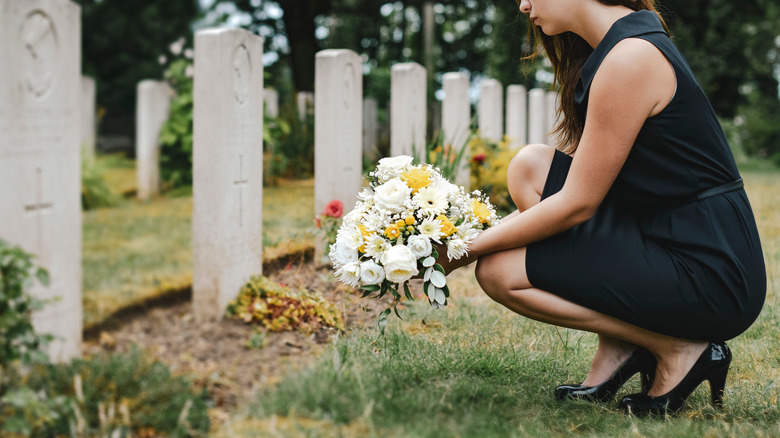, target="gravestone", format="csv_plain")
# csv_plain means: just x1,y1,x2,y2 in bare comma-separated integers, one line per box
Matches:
81,75,96,162
0,0,82,361
263,87,278,118
363,97,378,163
478,78,503,143
192,28,264,321
527,88,546,145
506,85,527,149
297,91,313,121
314,49,363,261
390,62,427,158
441,72,471,187
135,80,171,200
545,91,559,148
